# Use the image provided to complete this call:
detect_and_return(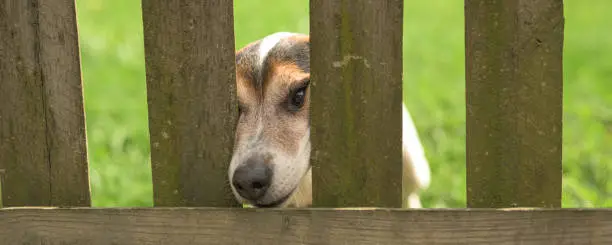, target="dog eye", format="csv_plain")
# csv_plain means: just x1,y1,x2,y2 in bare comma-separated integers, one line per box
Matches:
288,86,307,112
238,103,247,115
